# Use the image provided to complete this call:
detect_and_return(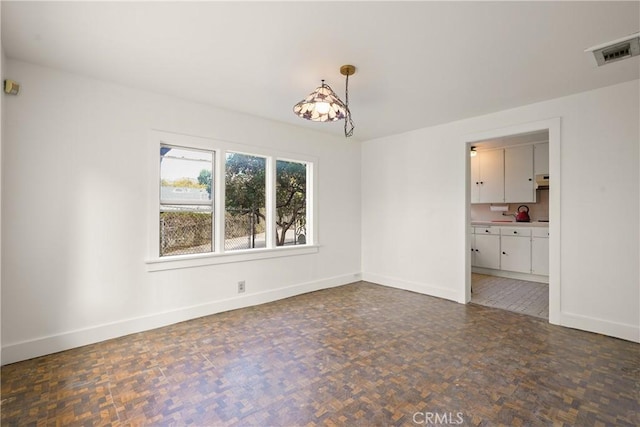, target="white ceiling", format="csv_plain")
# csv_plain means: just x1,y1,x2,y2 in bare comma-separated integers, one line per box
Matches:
2,1,638,141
